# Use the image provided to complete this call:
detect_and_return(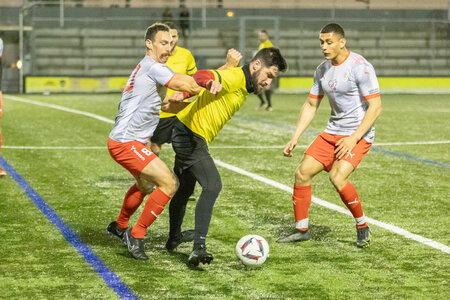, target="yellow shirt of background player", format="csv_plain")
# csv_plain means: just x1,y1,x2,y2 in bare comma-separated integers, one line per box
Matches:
160,46,197,118
258,39,273,51
177,67,249,145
